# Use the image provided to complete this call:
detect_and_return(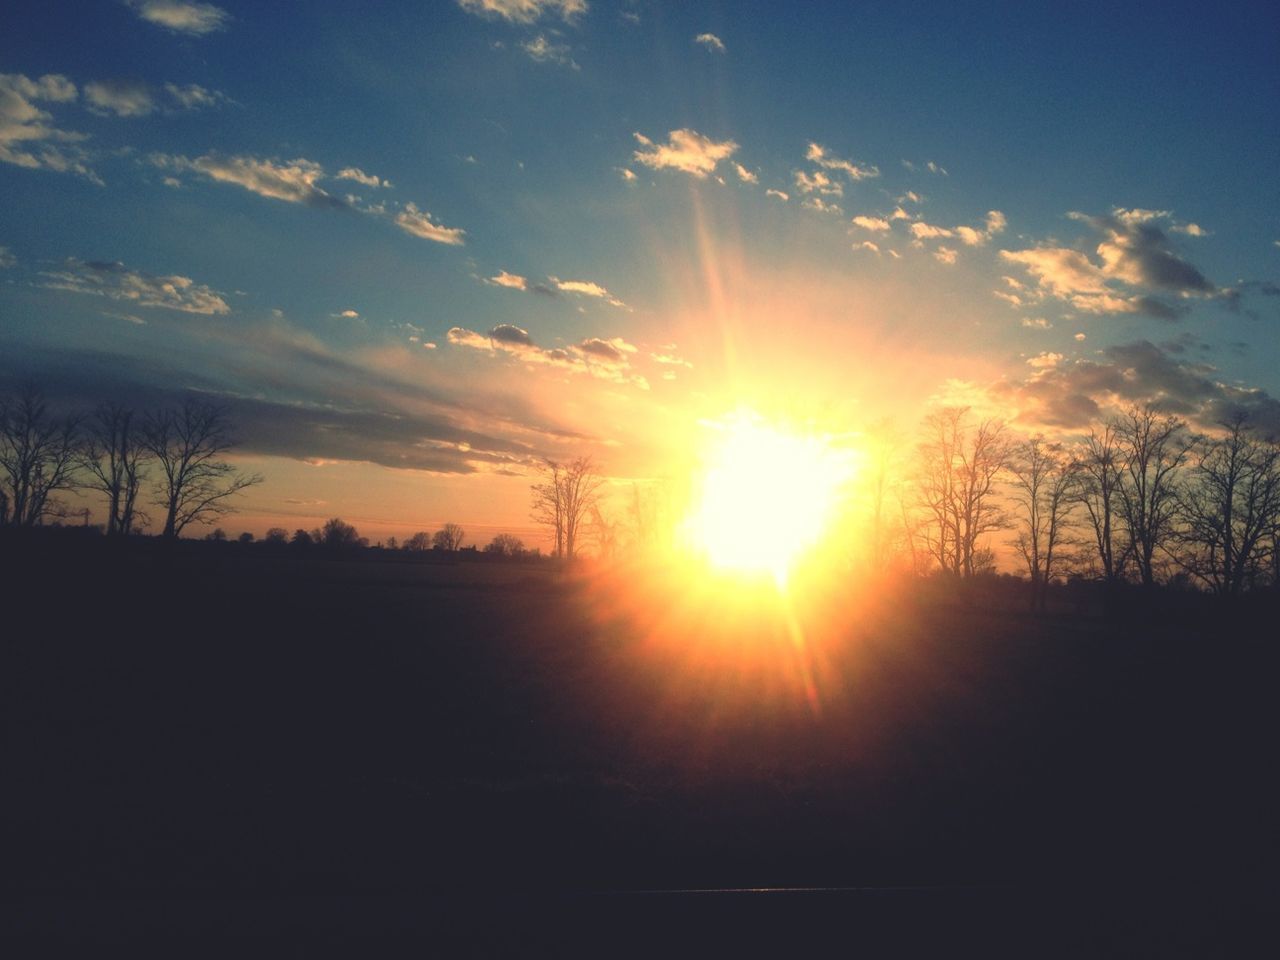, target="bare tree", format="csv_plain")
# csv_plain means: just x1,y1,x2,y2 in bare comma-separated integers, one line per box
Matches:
403,531,432,552
0,387,81,527
1174,412,1280,597
432,523,465,551
530,456,605,560
1072,423,1132,585
321,517,362,549
915,407,1010,577
80,402,149,535
1008,436,1078,610
484,533,525,557
142,397,262,539
1114,404,1193,588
